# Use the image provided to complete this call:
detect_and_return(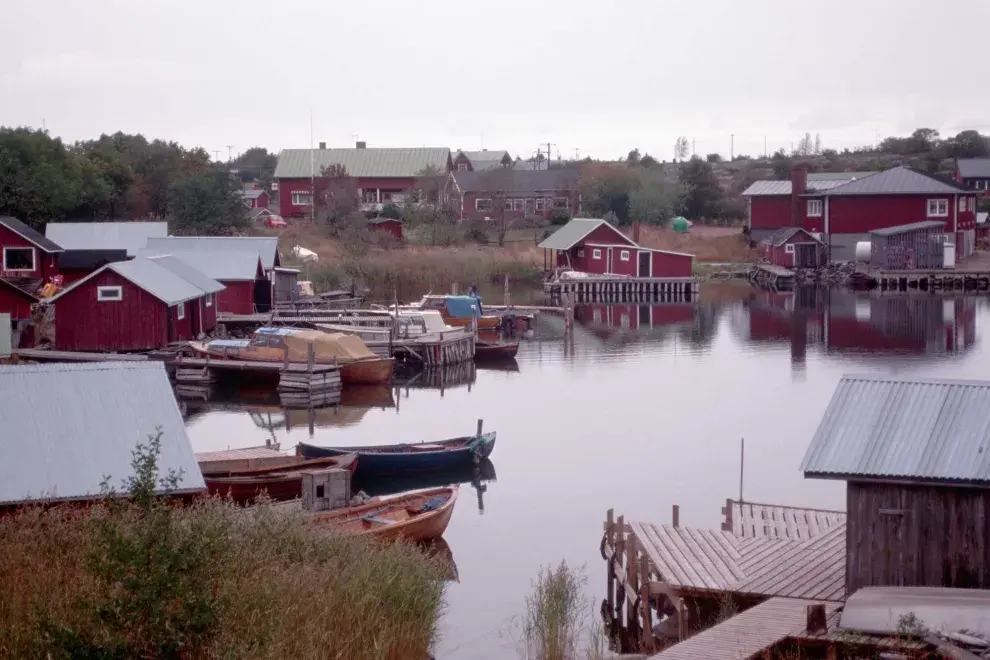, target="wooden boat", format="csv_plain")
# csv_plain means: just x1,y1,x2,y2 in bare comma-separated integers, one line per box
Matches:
474,339,519,361
296,431,496,477
396,295,503,331
353,458,496,499
203,453,358,503
311,486,458,542
190,328,395,385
